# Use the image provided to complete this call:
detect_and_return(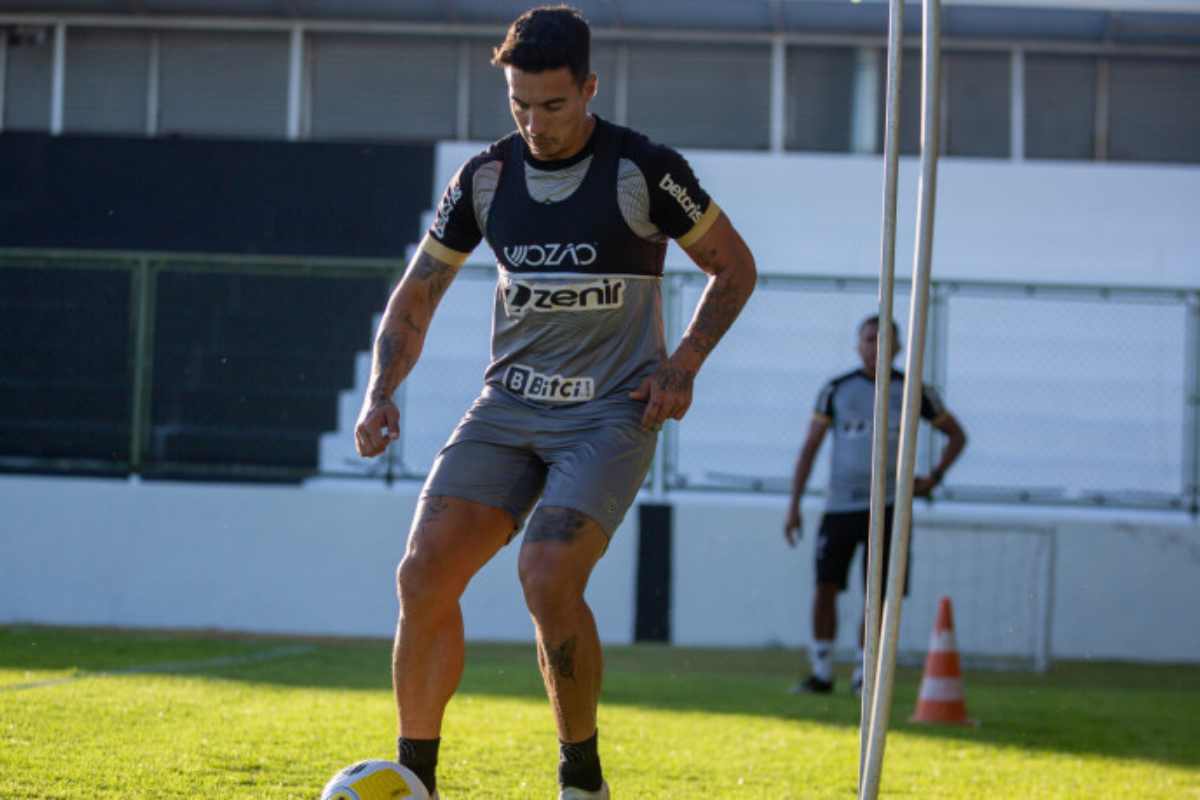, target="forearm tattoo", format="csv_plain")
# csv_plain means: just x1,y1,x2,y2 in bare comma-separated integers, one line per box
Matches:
686,268,750,358
371,321,417,403
369,252,458,402
654,365,695,393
